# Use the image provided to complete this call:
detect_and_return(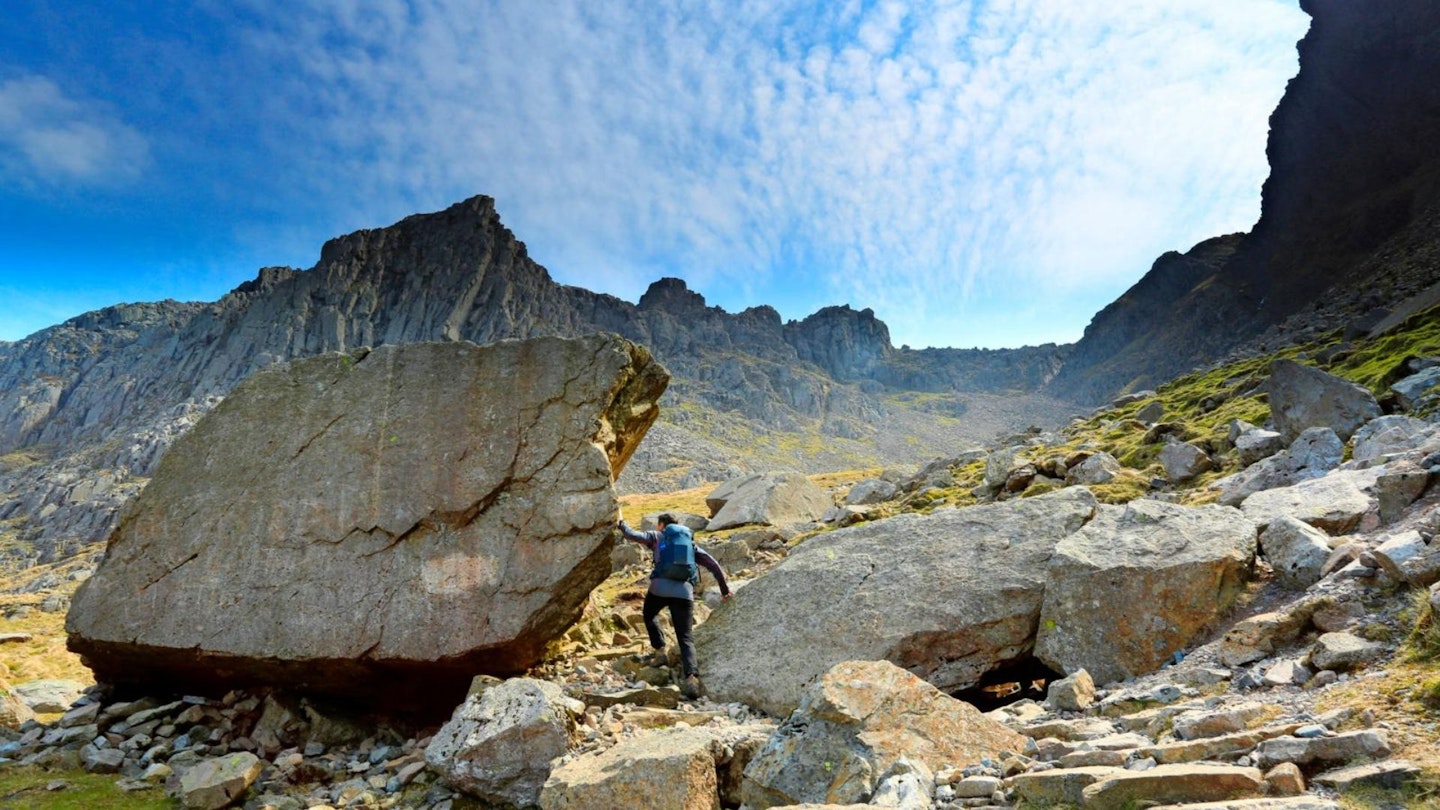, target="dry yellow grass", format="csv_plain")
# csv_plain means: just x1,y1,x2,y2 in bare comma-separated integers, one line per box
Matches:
618,468,872,522
1316,662,1440,807
0,596,93,687
618,484,715,521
